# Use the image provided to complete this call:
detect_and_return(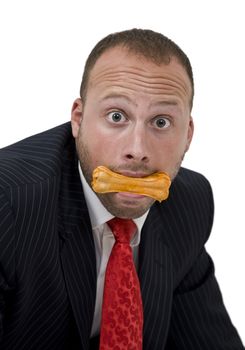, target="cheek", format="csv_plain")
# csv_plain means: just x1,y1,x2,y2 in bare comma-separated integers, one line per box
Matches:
169,126,191,152
80,126,117,166
154,134,187,170
158,135,186,156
